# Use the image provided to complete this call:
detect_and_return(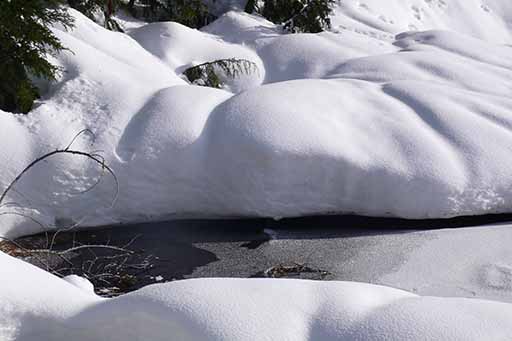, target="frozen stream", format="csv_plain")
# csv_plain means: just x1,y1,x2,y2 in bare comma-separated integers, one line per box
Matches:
11,214,512,302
